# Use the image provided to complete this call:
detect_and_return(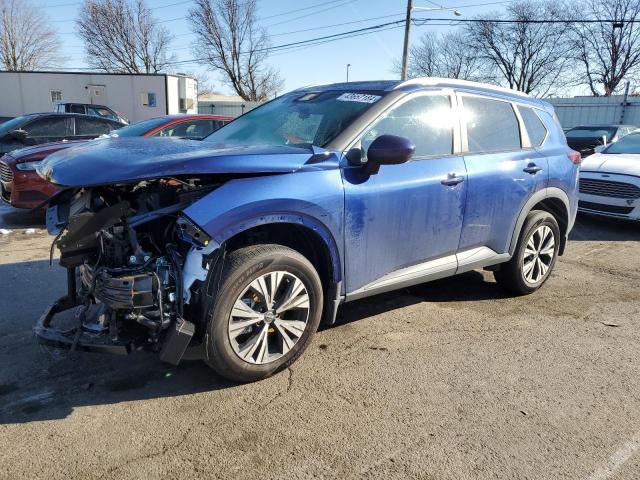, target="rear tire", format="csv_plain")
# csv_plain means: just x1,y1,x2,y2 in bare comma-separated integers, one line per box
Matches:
204,244,323,382
494,210,560,295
